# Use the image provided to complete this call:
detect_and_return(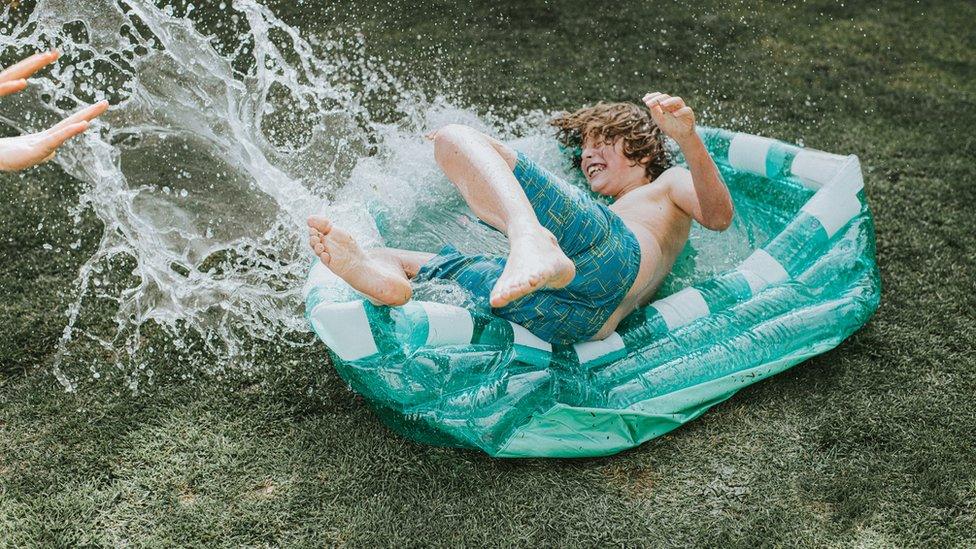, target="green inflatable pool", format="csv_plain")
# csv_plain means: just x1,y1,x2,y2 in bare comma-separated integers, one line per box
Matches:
304,127,881,458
